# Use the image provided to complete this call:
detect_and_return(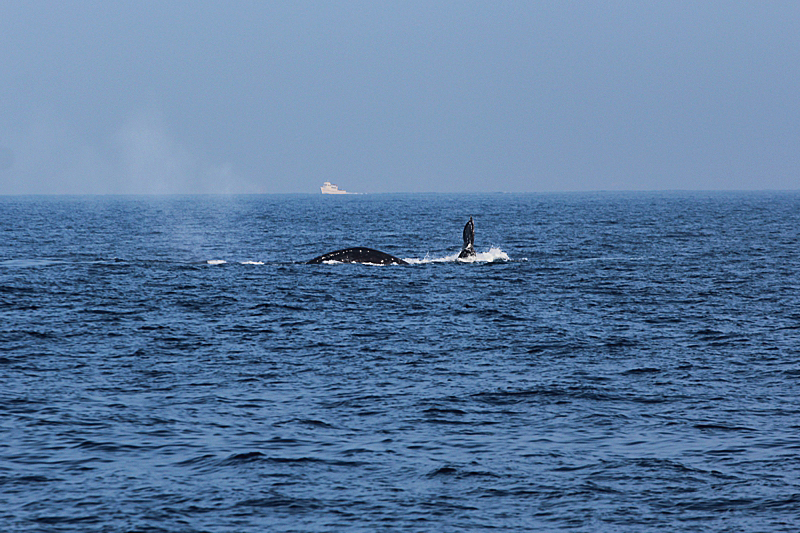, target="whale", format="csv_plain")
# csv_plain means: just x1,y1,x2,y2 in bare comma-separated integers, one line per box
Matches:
307,217,476,265
306,247,408,265
458,216,476,259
